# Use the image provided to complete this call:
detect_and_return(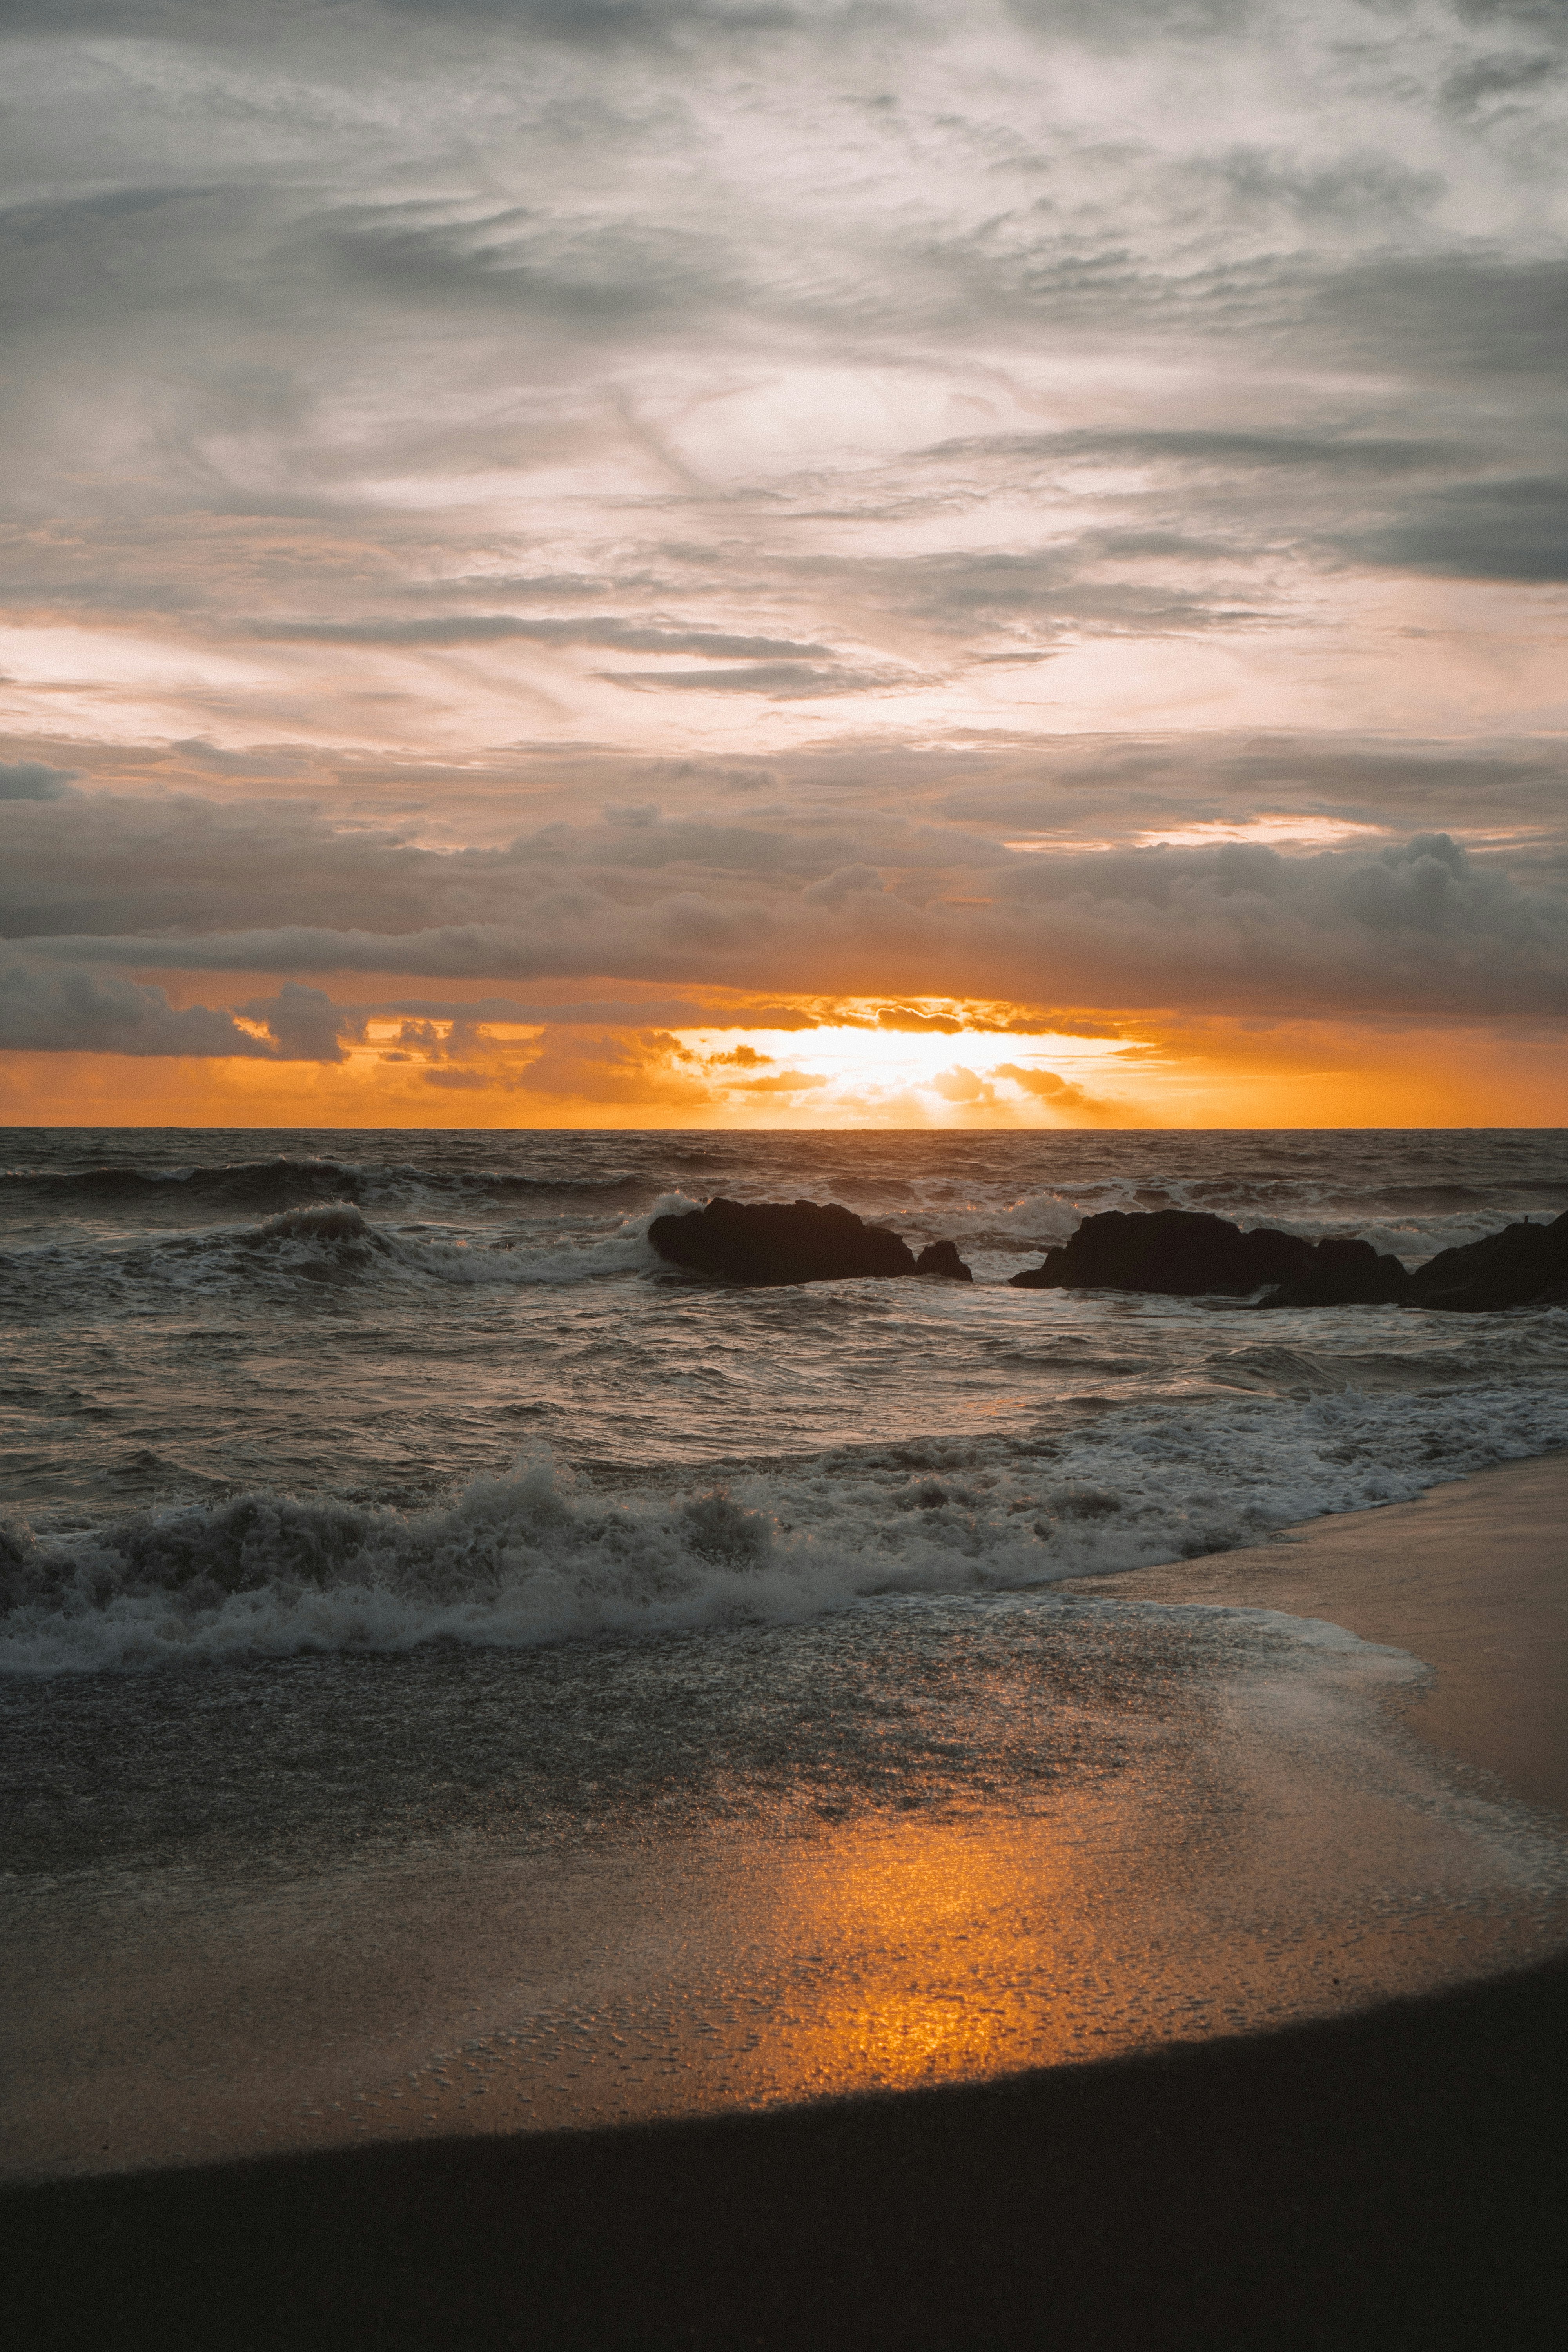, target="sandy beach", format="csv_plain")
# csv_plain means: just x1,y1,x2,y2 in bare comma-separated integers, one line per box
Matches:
1060,1449,1568,1817
5,1452,1566,2350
